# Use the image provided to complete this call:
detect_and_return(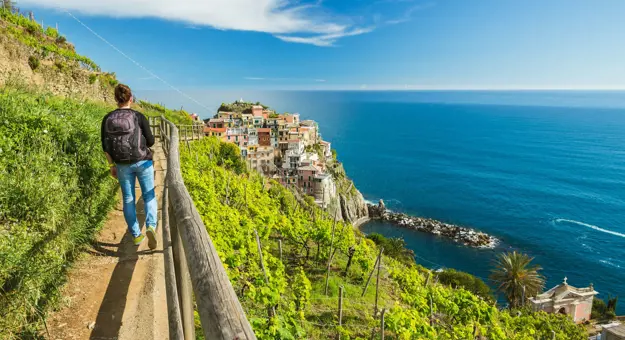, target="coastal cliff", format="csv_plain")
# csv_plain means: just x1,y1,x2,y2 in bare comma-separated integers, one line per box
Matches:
326,160,369,226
